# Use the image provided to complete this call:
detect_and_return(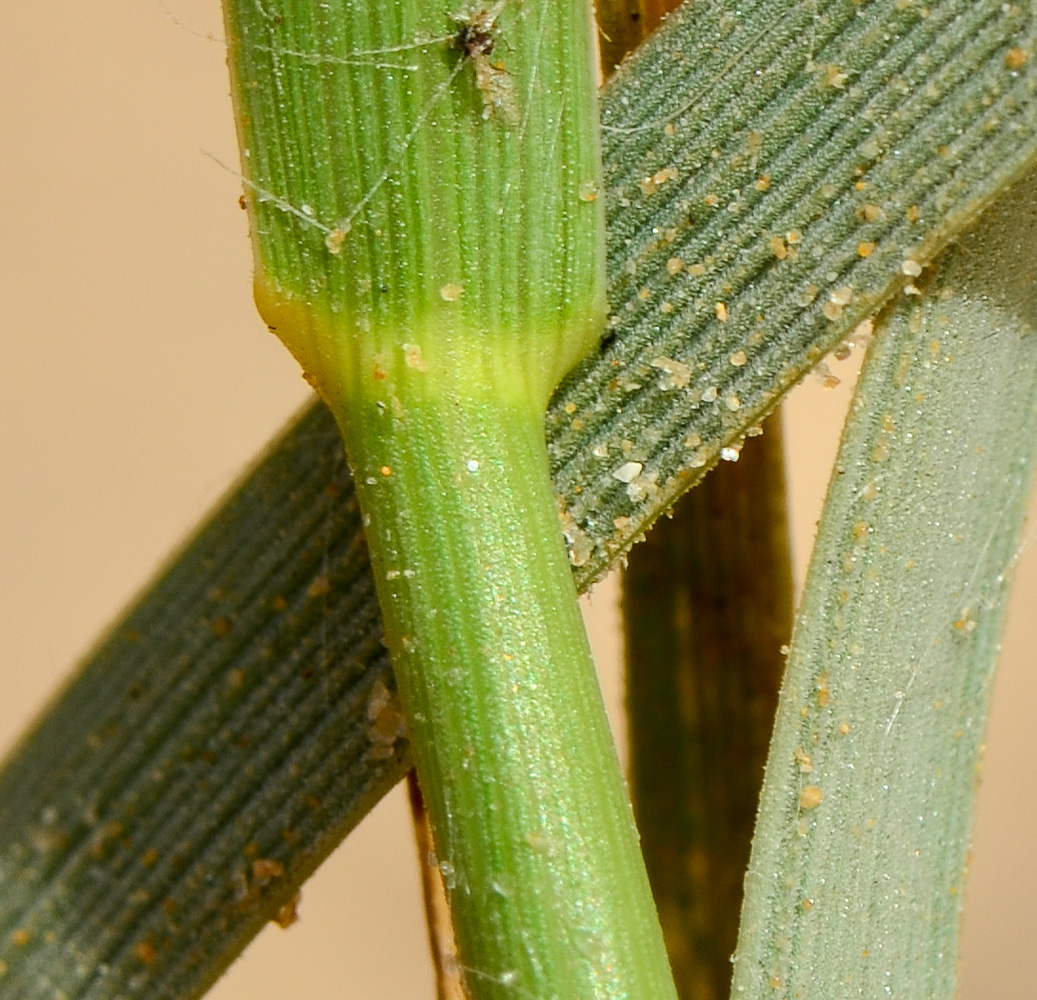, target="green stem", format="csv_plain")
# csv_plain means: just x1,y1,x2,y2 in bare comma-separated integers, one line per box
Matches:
330,348,675,999
221,0,677,990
